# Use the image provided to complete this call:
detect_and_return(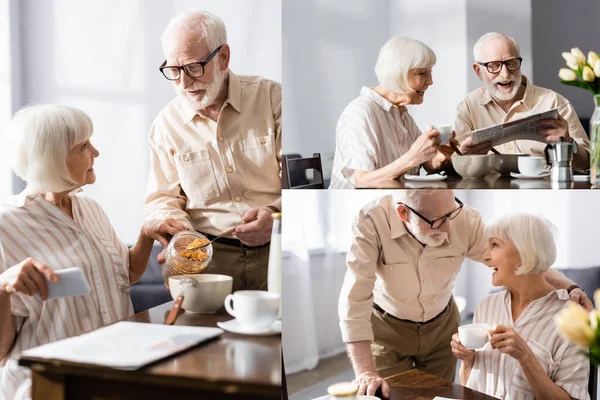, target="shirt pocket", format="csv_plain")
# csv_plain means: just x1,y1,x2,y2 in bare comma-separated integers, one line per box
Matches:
433,254,465,291
175,150,220,206
236,134,280,190
377,262,418,305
